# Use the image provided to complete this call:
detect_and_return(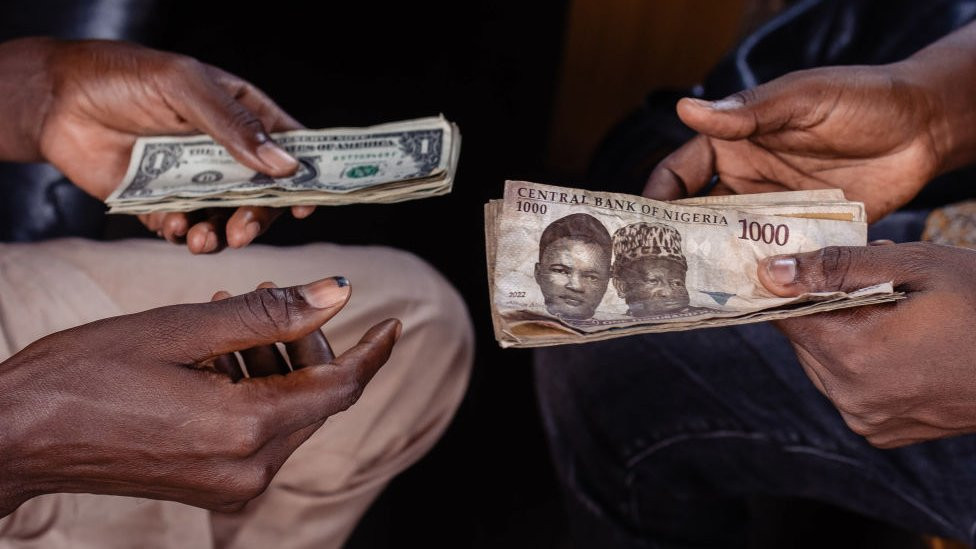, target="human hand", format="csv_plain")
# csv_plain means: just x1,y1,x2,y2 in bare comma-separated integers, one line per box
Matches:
757,242,976,447
0,37,315,253
644,64,946,222
0,276,400,516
